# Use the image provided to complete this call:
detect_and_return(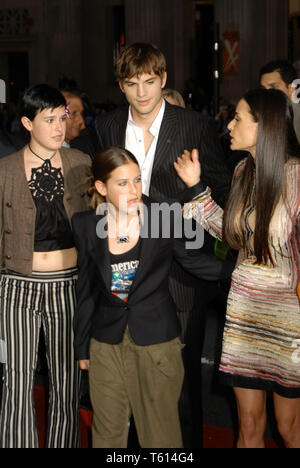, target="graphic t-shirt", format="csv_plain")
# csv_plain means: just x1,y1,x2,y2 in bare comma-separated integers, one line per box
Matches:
110,239,141,302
